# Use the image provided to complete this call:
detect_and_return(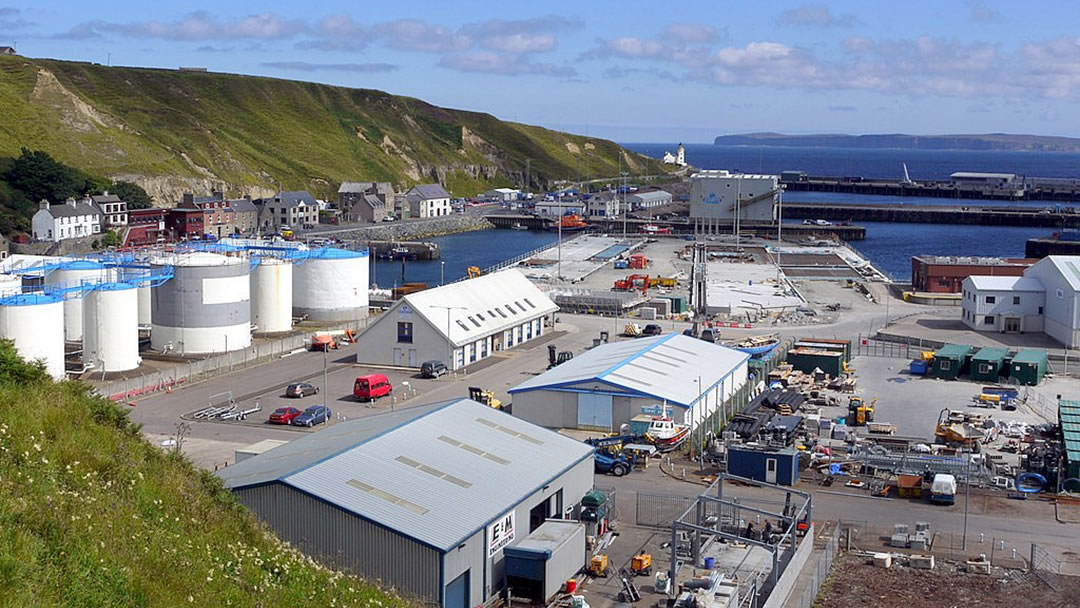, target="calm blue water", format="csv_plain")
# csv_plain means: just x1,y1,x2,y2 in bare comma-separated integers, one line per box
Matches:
783,191,1076,208
625,143,1080,180
370,229,558,288
621,142,1069,280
